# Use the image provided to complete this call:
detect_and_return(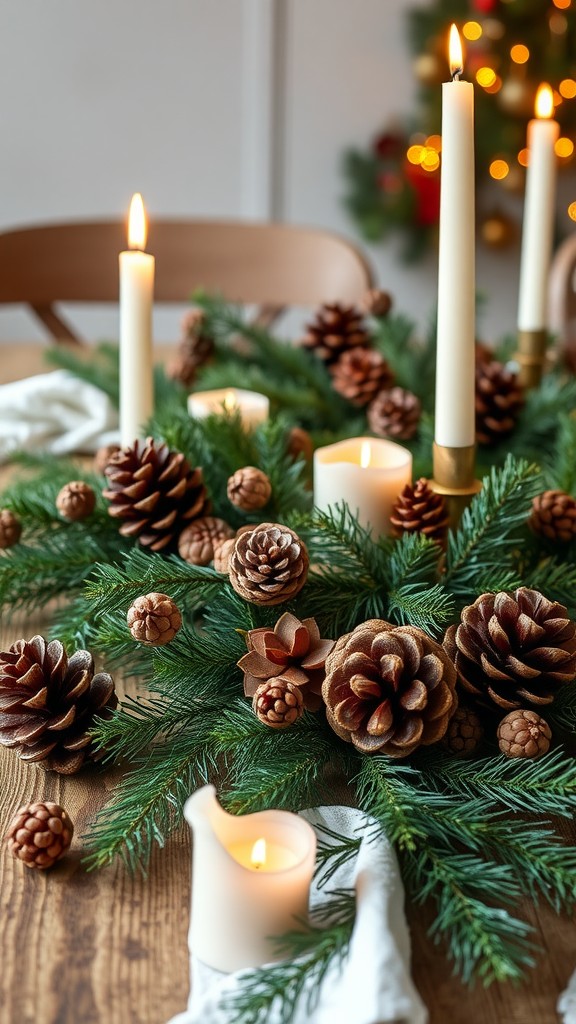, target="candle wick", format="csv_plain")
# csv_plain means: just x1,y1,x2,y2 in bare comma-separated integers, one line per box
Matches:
451,67,463,82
